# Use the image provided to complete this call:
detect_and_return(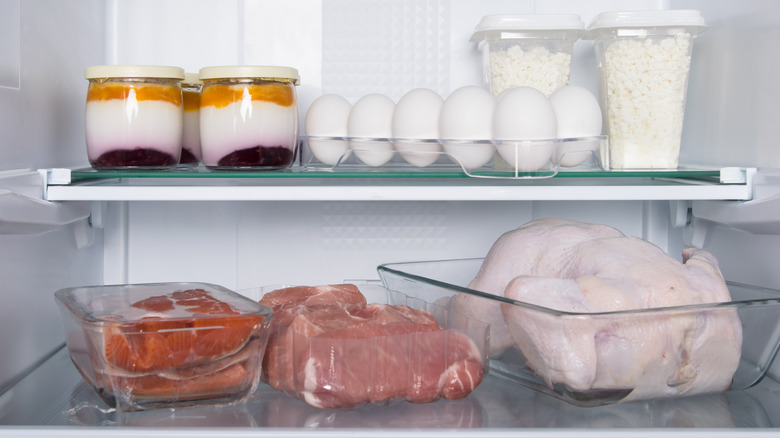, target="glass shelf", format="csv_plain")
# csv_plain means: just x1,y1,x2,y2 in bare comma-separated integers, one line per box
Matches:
41,166,754,202
65,165,724,181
